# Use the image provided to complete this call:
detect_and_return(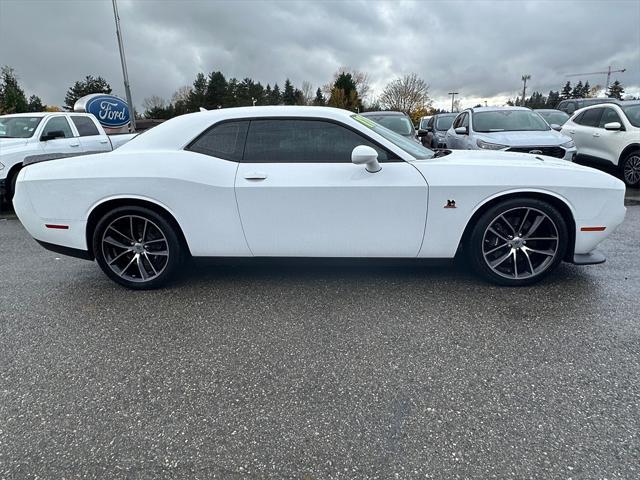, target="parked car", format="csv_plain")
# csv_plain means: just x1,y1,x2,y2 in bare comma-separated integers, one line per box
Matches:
13,106,625,289
557,98,621,115
418,116,432,131
561,101,640,186
422,113,457,148
0,112,137,205
535,109,570,126
445,106,577,160
360,111,419,142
